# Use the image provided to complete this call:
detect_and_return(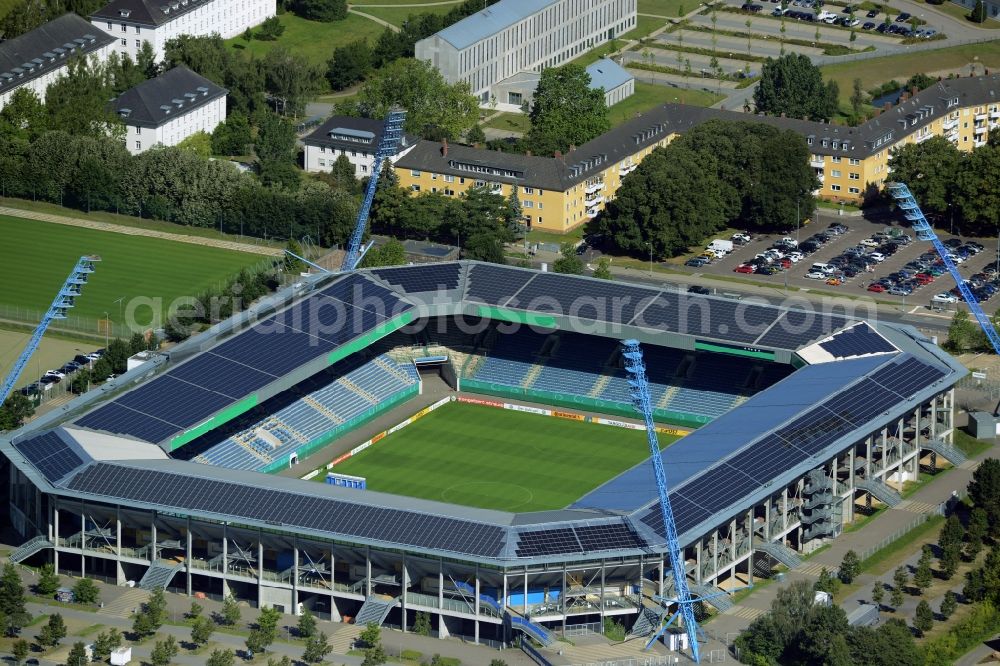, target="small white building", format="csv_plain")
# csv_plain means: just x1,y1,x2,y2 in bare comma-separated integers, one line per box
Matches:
91,0,276,62
302,116,416,177
113,65,227,155
0,13,116,111
491,57,635,112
